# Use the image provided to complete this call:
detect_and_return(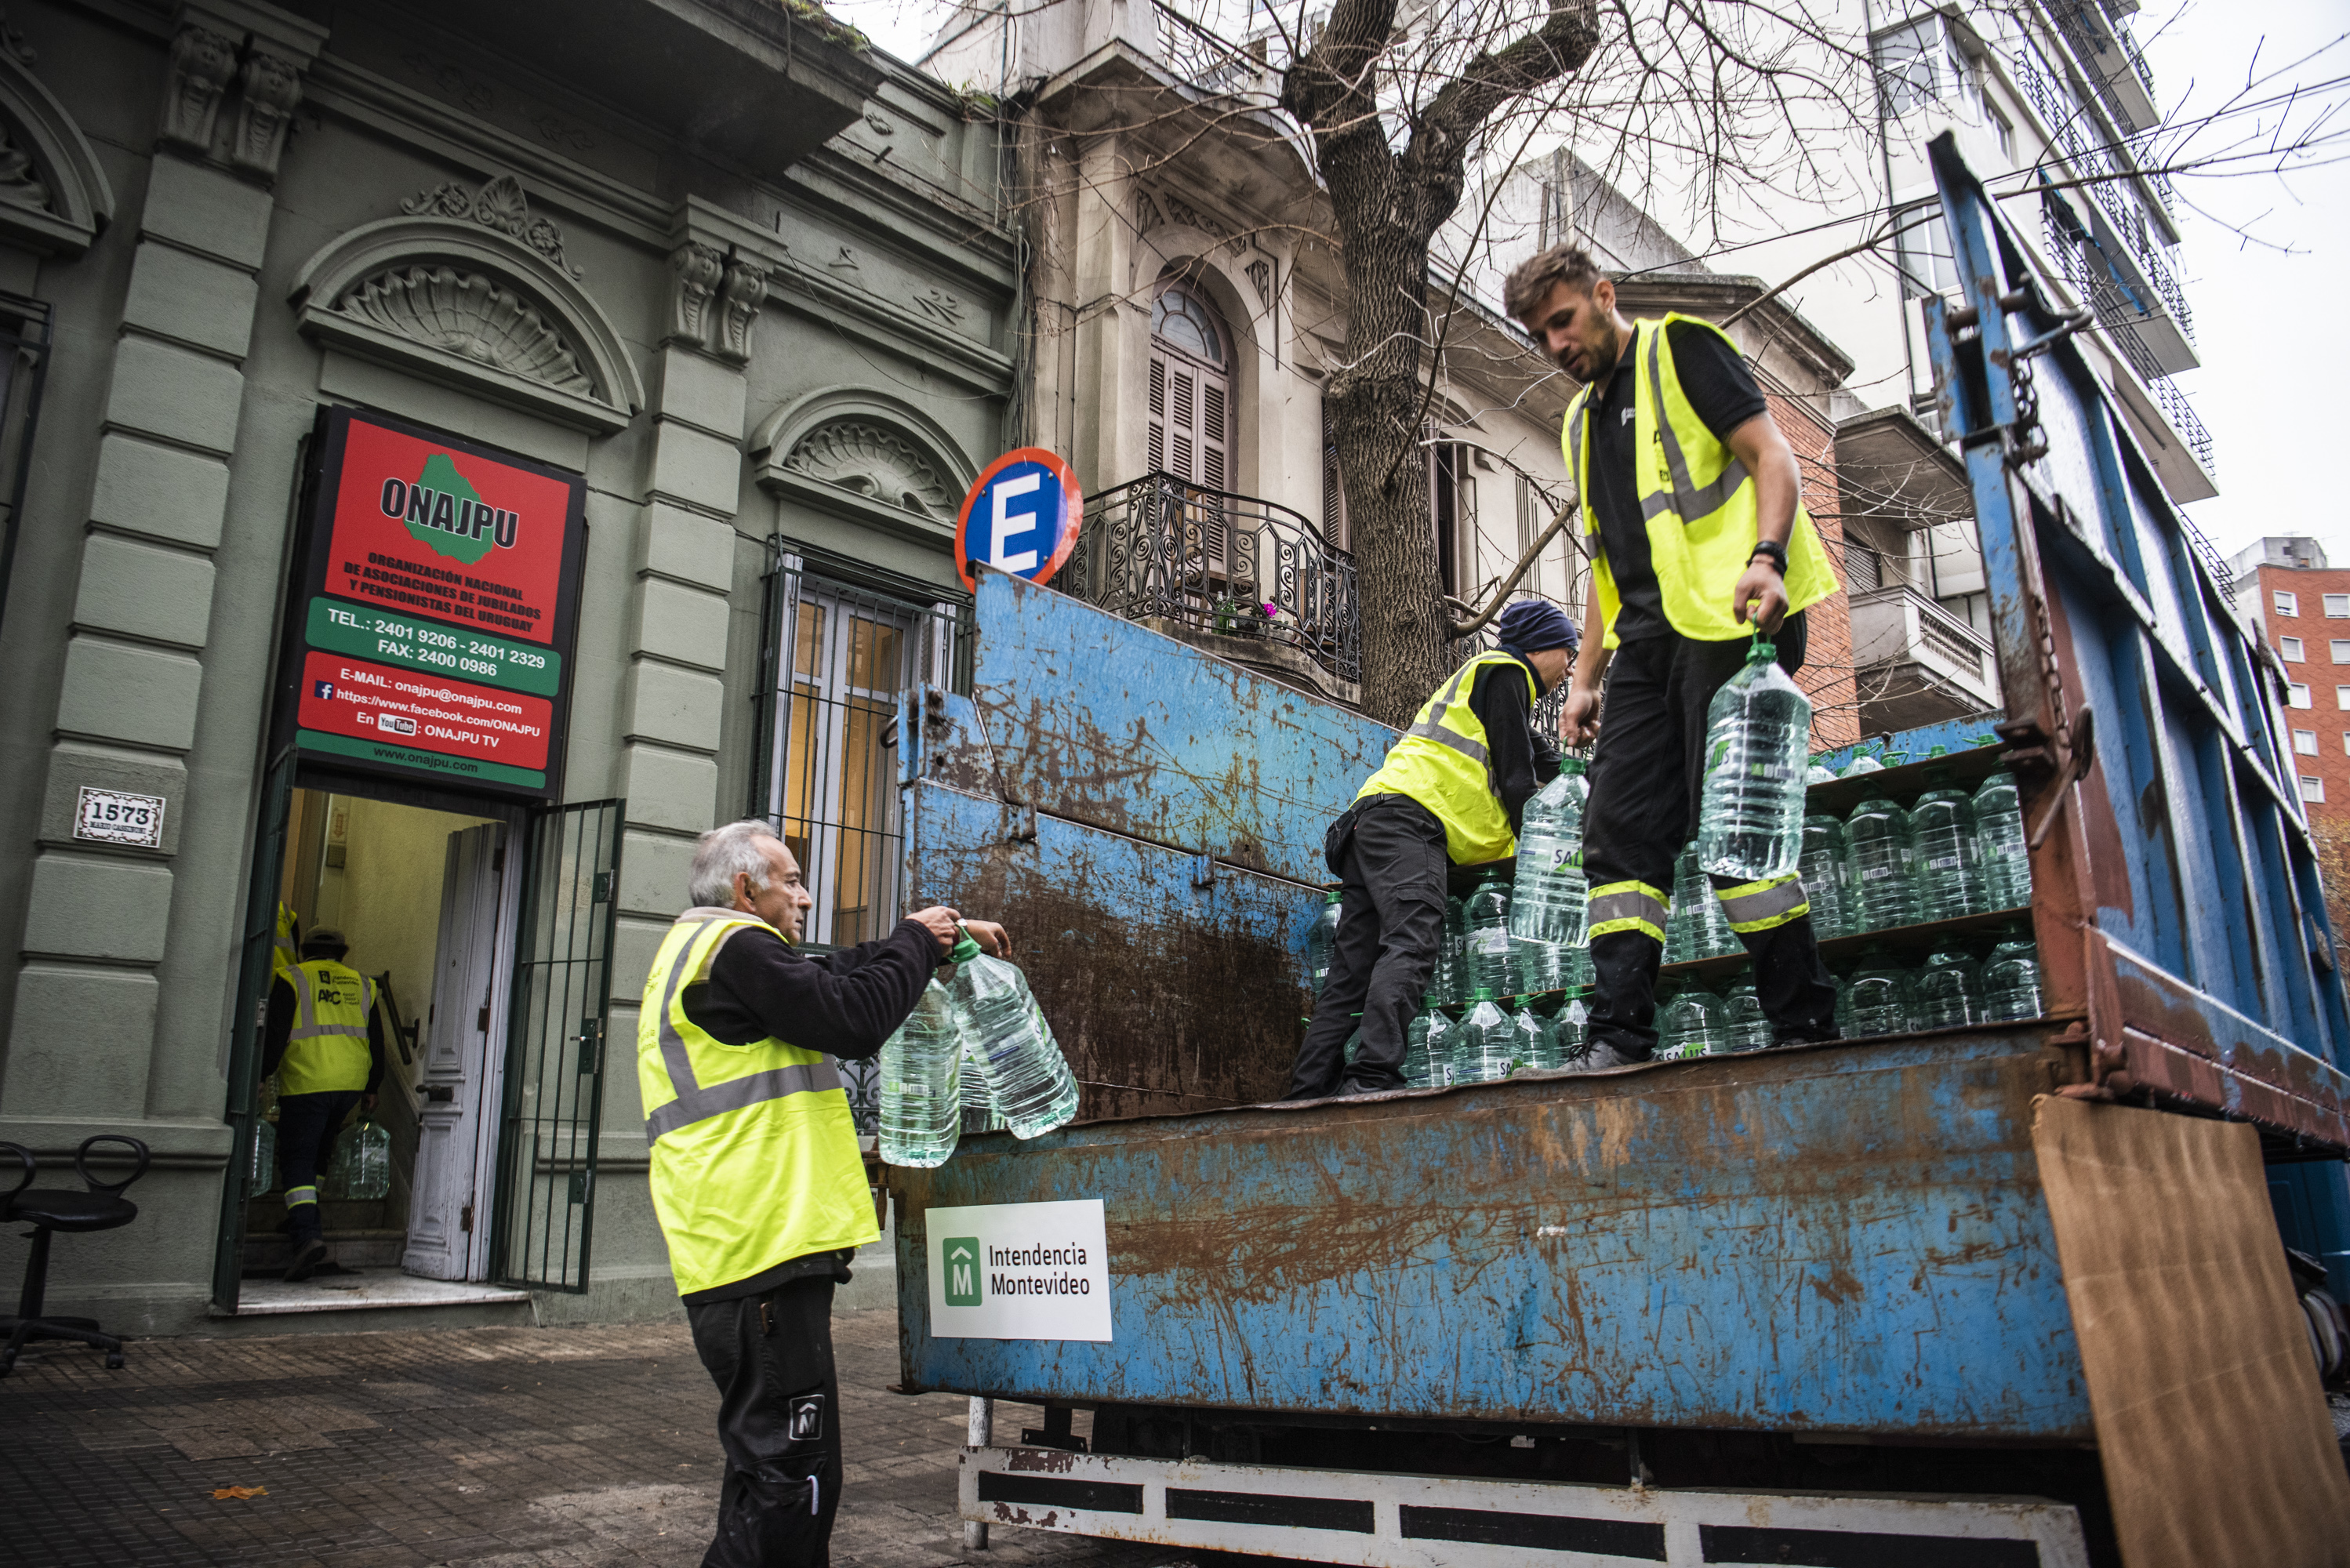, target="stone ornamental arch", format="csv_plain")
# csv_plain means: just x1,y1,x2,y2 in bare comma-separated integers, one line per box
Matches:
287,175,645,435
752,388,977,542
0,46,114,256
